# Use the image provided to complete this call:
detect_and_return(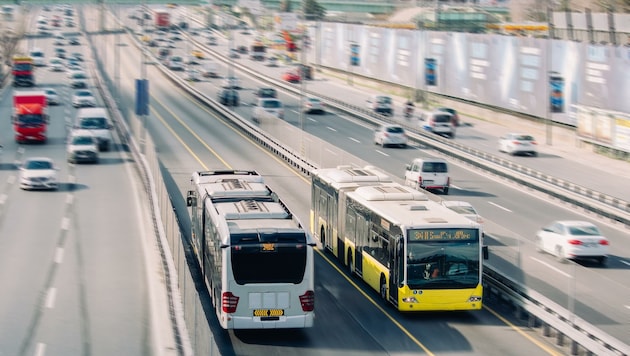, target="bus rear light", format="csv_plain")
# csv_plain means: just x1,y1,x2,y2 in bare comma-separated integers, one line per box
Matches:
299,290,314,312
222,292,239,313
